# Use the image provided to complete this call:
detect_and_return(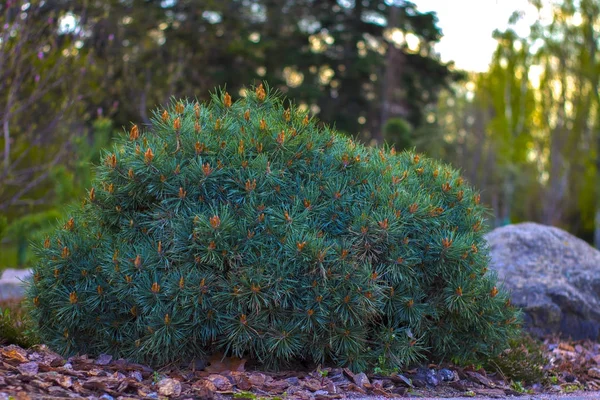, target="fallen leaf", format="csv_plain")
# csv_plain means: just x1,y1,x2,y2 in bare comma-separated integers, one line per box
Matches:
205,352,246,373
1,346,28,363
